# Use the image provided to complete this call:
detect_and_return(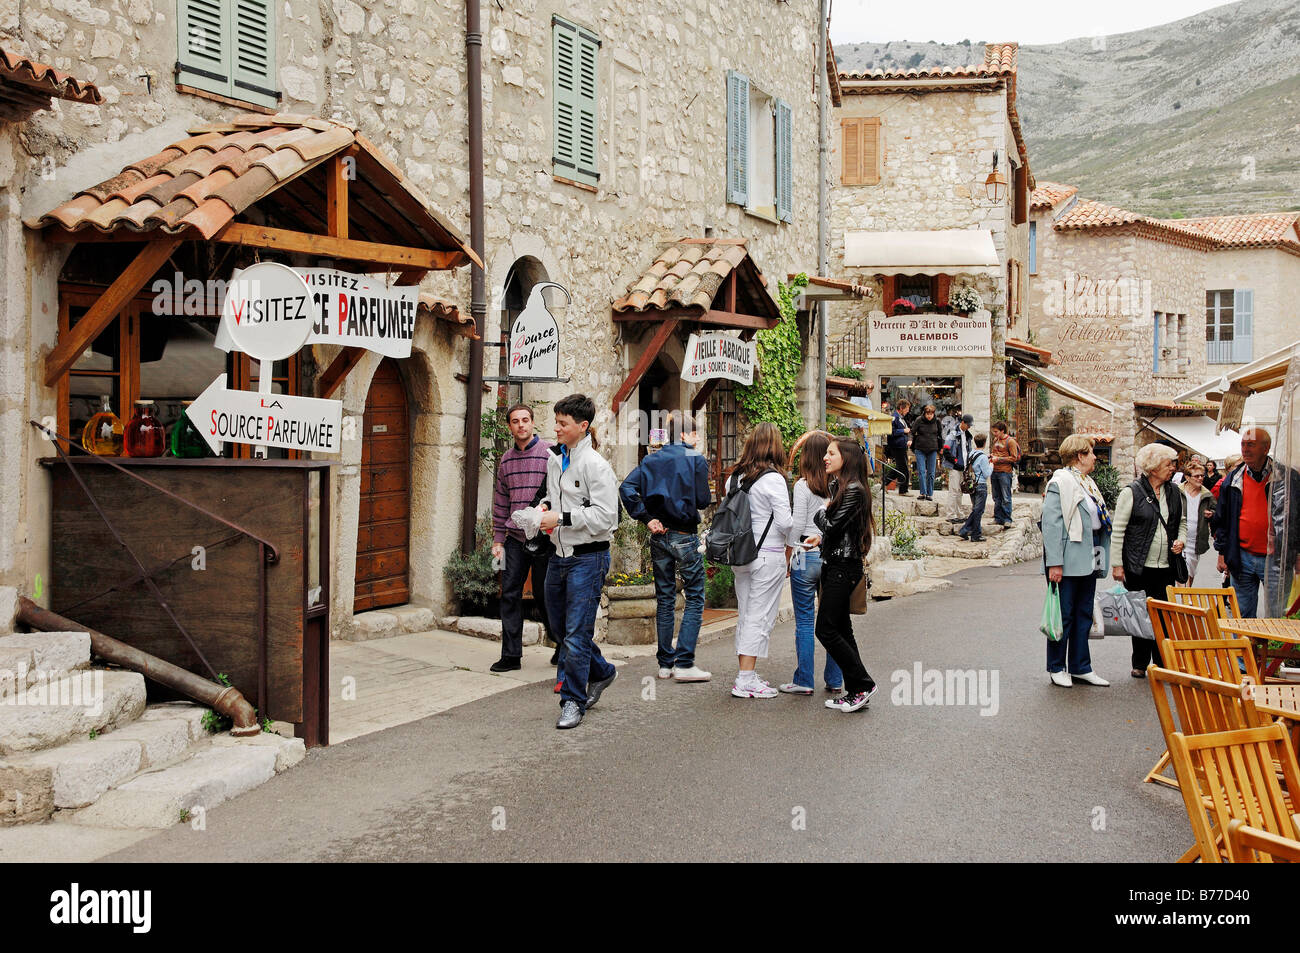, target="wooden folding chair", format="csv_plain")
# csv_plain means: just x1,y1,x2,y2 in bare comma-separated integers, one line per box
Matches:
1166,585,1242,621
1226,818,1300,862
1167,724,1300,863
